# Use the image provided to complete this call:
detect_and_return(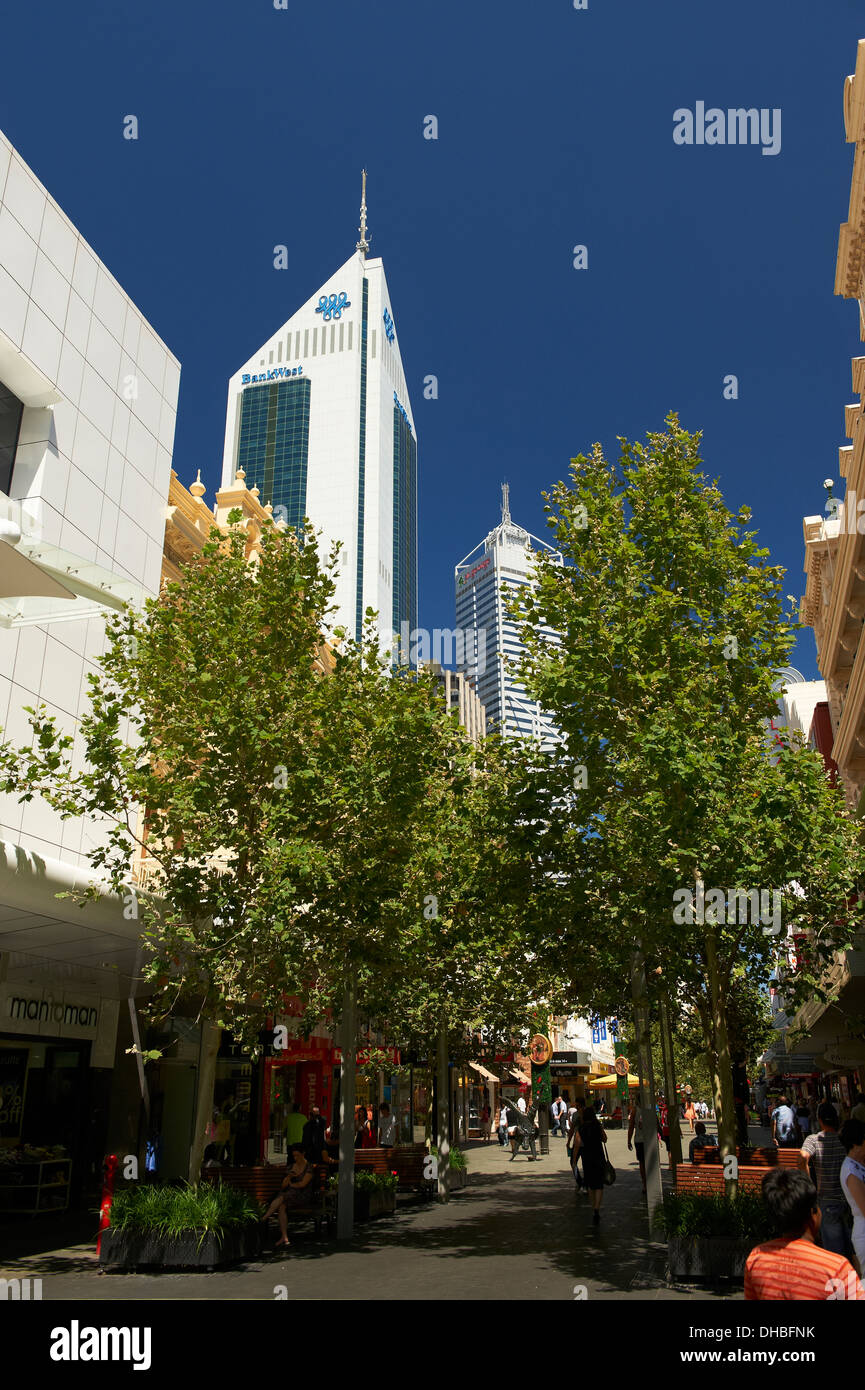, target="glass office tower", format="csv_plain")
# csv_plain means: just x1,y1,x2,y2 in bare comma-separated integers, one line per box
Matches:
222,180,417,649
455,486,562,747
